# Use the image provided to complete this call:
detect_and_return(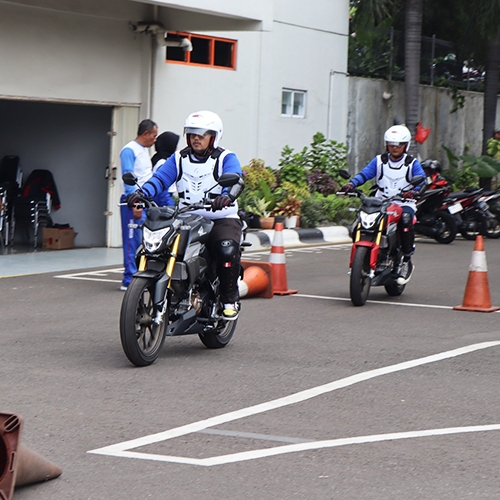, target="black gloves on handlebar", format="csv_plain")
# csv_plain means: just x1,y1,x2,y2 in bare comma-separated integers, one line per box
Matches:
401,190,416,200
340,183,355,193
211,194,233,212
126,191,145,208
